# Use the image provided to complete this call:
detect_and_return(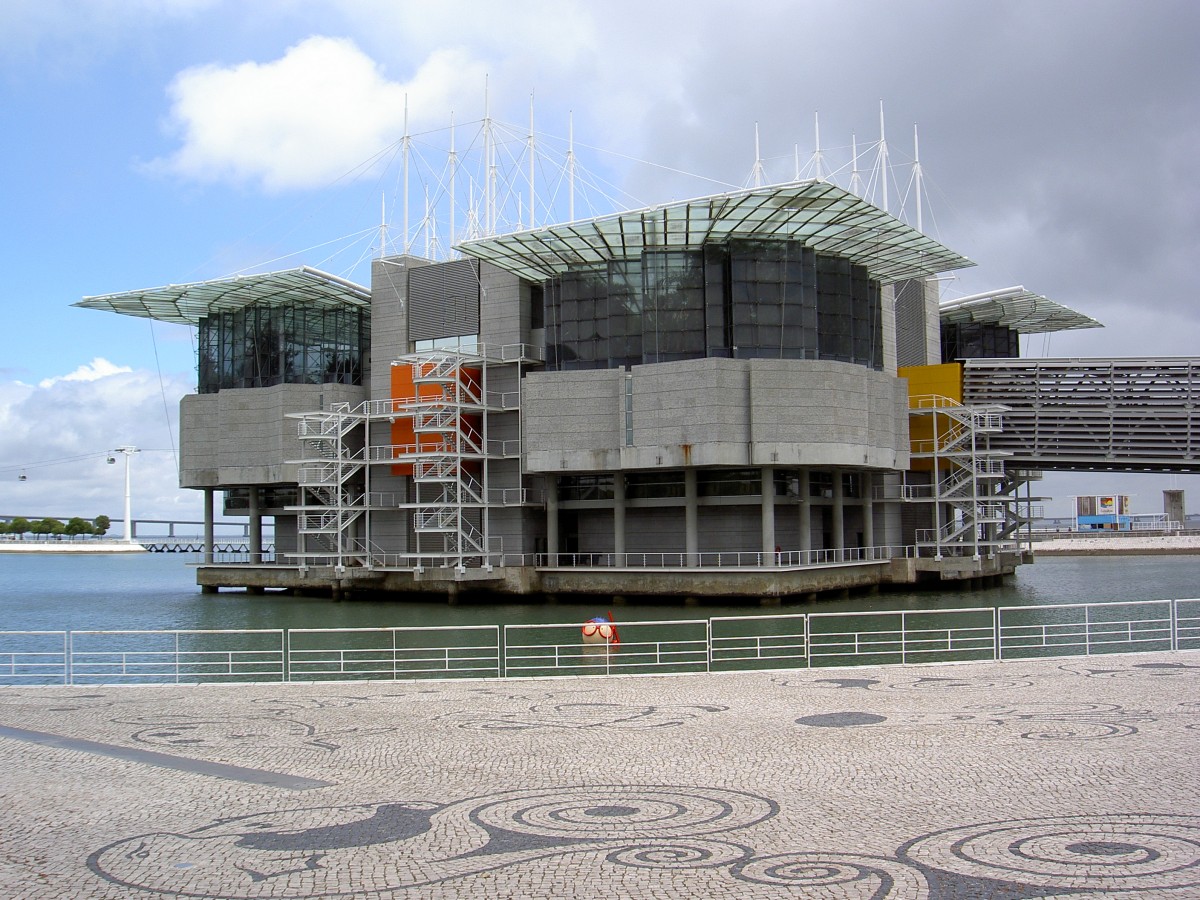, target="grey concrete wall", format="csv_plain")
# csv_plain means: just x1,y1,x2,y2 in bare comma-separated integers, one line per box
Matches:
479,265,525,349
180,383,366,488
523,358,909,474
881,283,898,375
624,507,686,554
522,369,625,471
370,255,428,398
